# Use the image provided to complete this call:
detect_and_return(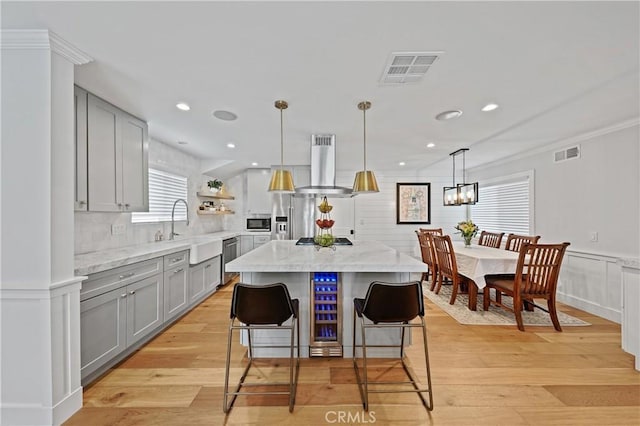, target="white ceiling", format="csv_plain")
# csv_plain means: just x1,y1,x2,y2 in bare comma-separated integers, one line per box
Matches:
3,1,639,179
